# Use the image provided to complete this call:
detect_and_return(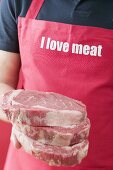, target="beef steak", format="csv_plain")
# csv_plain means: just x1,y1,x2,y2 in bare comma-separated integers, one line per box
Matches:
14,118,90,146
2,90,87,126
13,128,89,167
